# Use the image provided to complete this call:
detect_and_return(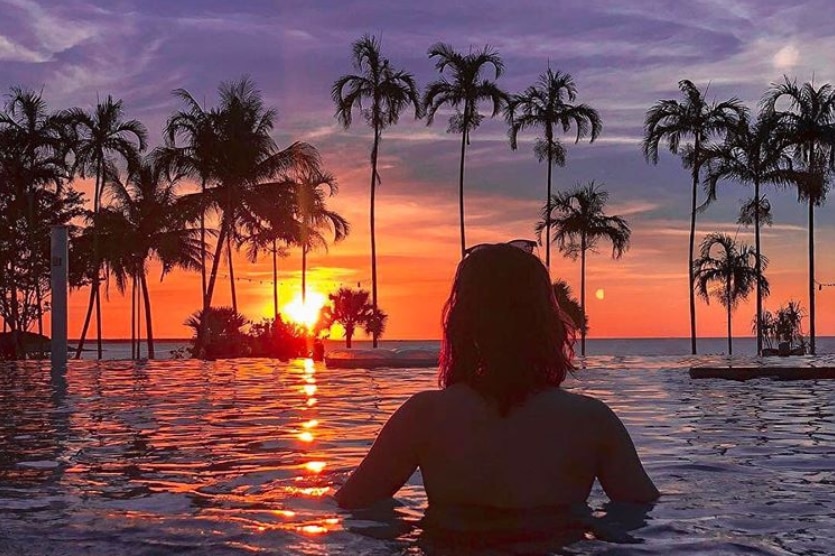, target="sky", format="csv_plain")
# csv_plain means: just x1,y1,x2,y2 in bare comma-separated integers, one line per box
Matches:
2,0,834,341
